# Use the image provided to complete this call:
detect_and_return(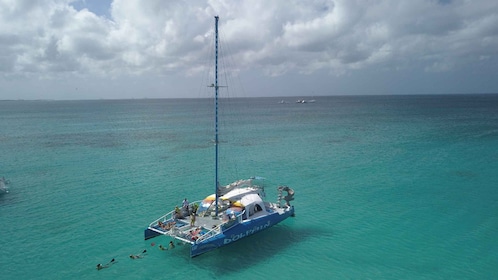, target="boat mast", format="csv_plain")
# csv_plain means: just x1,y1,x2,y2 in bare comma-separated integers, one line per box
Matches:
214,15,220,216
